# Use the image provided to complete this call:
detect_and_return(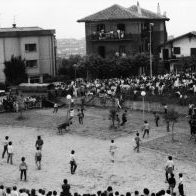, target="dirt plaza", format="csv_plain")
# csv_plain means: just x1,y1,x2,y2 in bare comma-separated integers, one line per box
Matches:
0,108,196,195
